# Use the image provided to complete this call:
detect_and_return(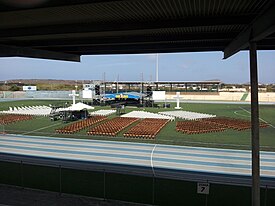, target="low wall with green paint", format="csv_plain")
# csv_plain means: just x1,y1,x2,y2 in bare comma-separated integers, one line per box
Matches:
241,93,249,101
0,161,274,206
